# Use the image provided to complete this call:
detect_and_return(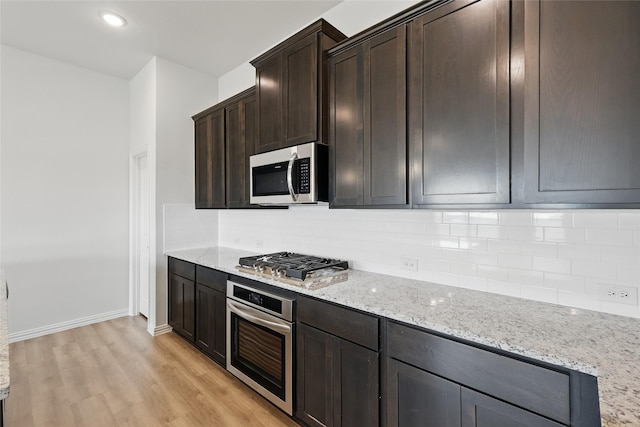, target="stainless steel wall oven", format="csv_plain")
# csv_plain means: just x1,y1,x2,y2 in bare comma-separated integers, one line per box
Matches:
226,280,294,415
